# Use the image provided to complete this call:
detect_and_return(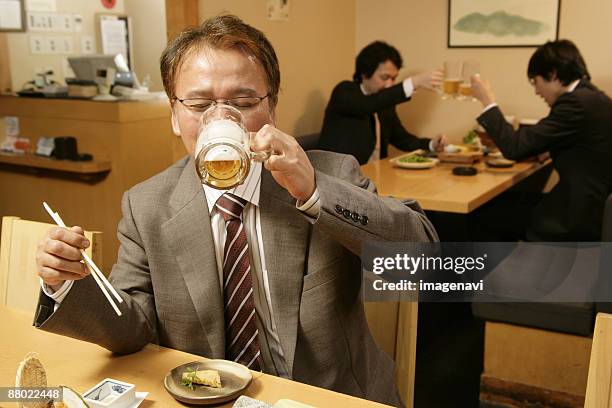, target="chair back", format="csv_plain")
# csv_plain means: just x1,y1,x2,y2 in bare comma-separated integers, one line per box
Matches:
0,216,101,312
585,312,612,407
603,192,612,241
